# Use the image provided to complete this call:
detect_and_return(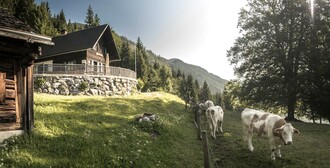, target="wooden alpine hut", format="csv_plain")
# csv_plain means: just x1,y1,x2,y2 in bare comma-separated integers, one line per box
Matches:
0,8,53,141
